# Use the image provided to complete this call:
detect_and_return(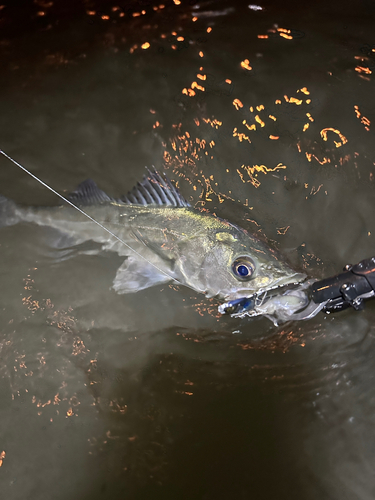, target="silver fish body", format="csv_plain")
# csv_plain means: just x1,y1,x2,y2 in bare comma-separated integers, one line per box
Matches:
0,173,306,305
